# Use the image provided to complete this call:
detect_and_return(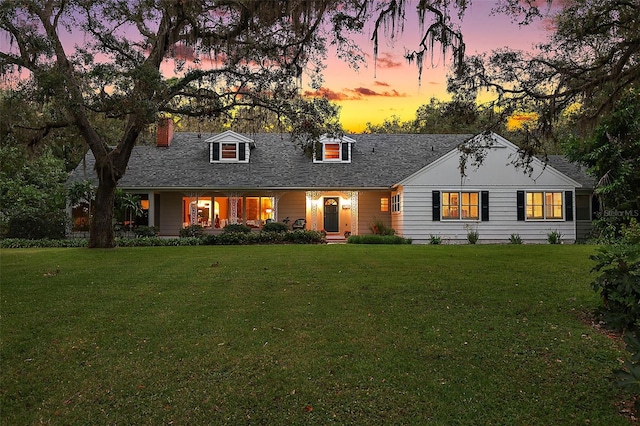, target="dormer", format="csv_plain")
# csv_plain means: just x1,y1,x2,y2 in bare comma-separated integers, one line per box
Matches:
313,134,356,164
207,131,255,163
